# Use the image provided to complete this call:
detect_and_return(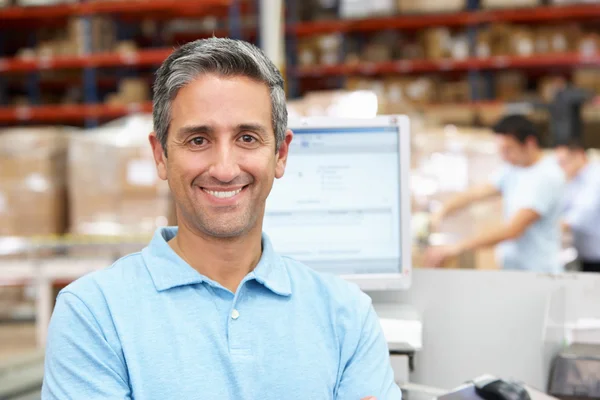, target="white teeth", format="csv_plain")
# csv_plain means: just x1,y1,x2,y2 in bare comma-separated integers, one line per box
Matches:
203,188,242,199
